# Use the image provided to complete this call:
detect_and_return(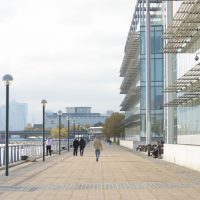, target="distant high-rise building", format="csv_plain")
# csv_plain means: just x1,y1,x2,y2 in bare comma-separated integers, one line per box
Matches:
0,100,28,131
